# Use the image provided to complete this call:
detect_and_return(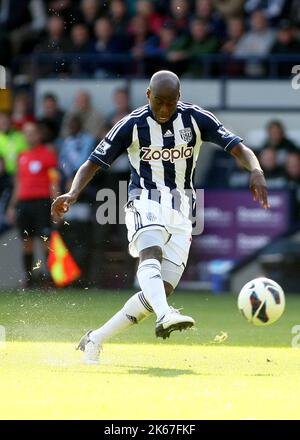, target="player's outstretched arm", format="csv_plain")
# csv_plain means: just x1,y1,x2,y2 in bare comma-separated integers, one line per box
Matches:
51,160,100,221
230,142,270,209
